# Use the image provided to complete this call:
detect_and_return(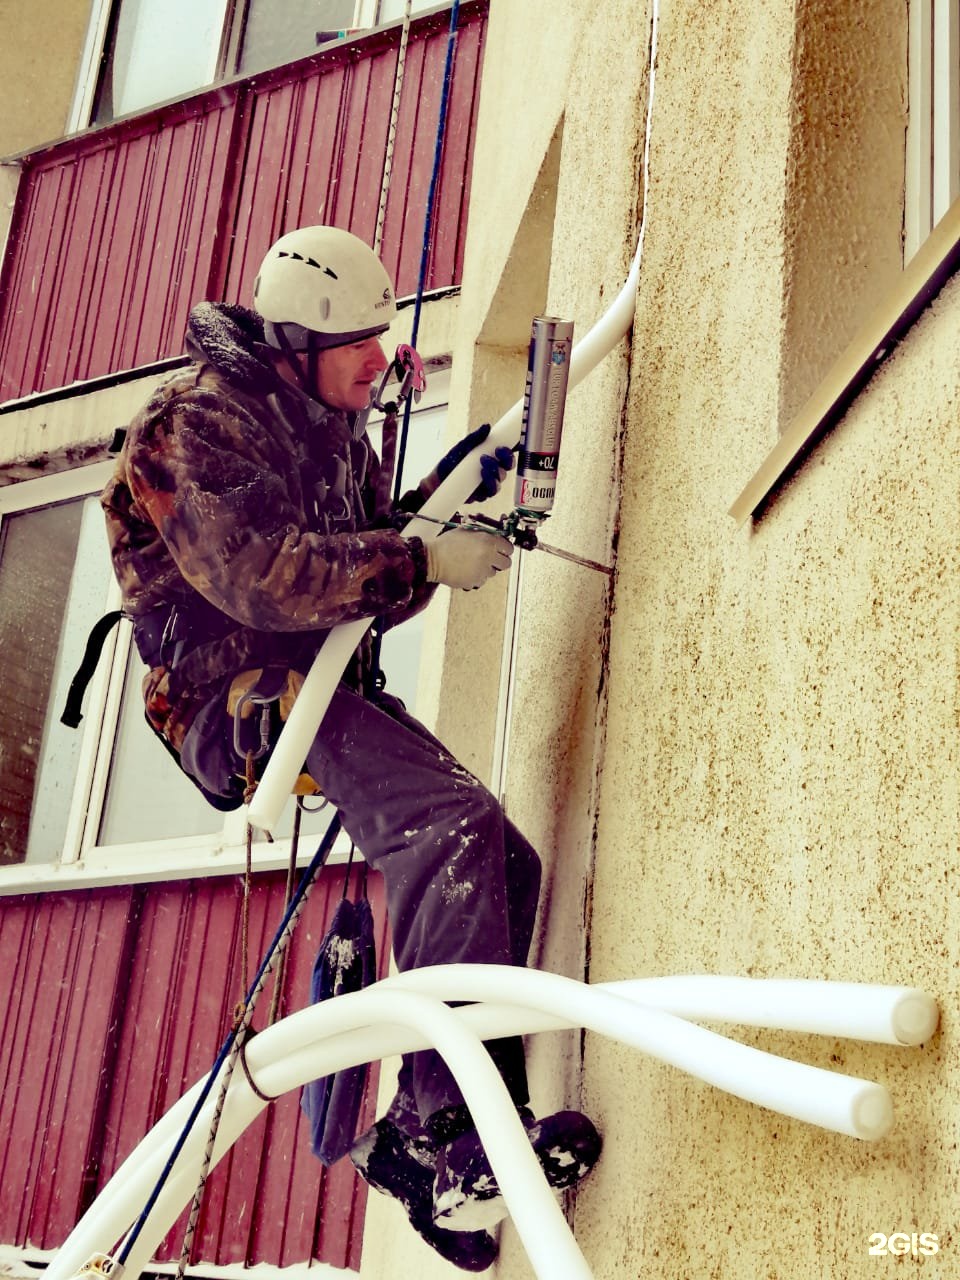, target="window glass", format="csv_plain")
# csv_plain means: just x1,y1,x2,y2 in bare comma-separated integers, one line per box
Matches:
374,0,435,22
905,0,960,260
238,0,358,76
0,498,84,865
97,644,223,845
86,0,444,128
94,0,229,123
369,401,445,708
